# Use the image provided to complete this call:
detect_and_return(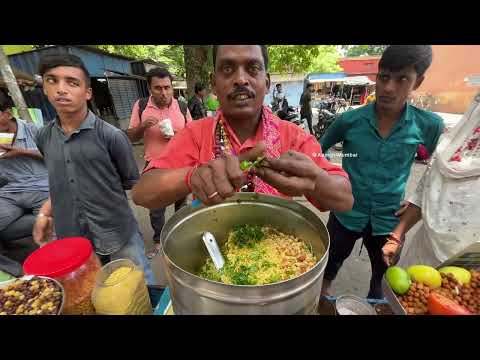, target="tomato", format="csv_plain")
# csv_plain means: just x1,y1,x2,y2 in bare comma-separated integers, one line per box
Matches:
427,292,473,315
